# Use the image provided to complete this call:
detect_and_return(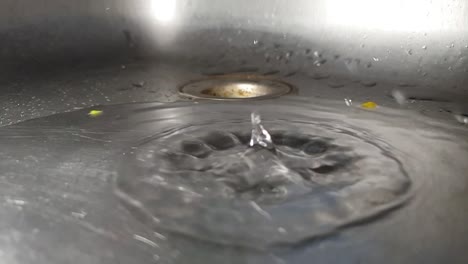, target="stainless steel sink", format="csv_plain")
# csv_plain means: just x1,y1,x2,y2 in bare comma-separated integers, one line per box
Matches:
0,1,467,263
2,0,468,125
